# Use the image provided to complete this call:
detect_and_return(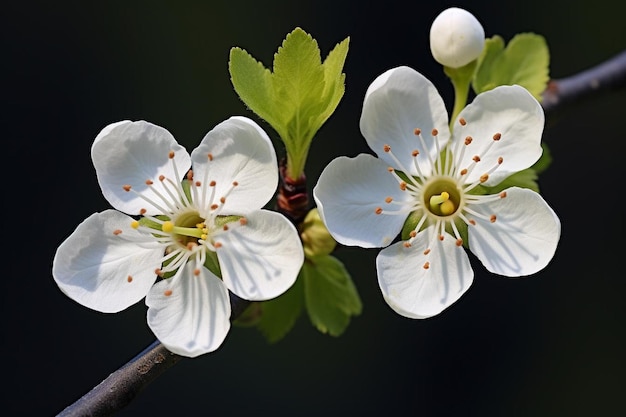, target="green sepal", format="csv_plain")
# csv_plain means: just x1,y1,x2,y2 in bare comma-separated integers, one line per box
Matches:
255,274,305,343
401,209,423,241
203,249,221,278
229,27,349,179
472,33,550,101
302,255,362,337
